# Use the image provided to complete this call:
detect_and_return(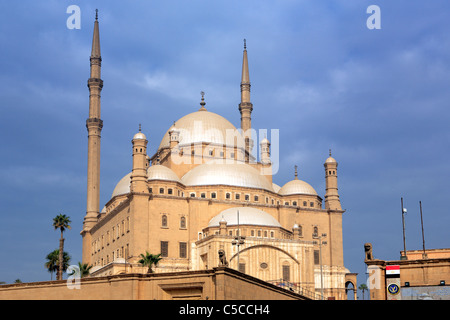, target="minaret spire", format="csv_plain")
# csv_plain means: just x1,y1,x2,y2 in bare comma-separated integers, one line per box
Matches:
239,39,254,158
83,10,104,264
